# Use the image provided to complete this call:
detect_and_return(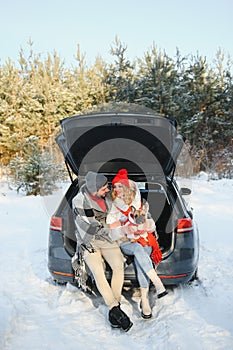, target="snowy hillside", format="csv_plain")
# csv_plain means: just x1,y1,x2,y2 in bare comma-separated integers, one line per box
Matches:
0,176,233,350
